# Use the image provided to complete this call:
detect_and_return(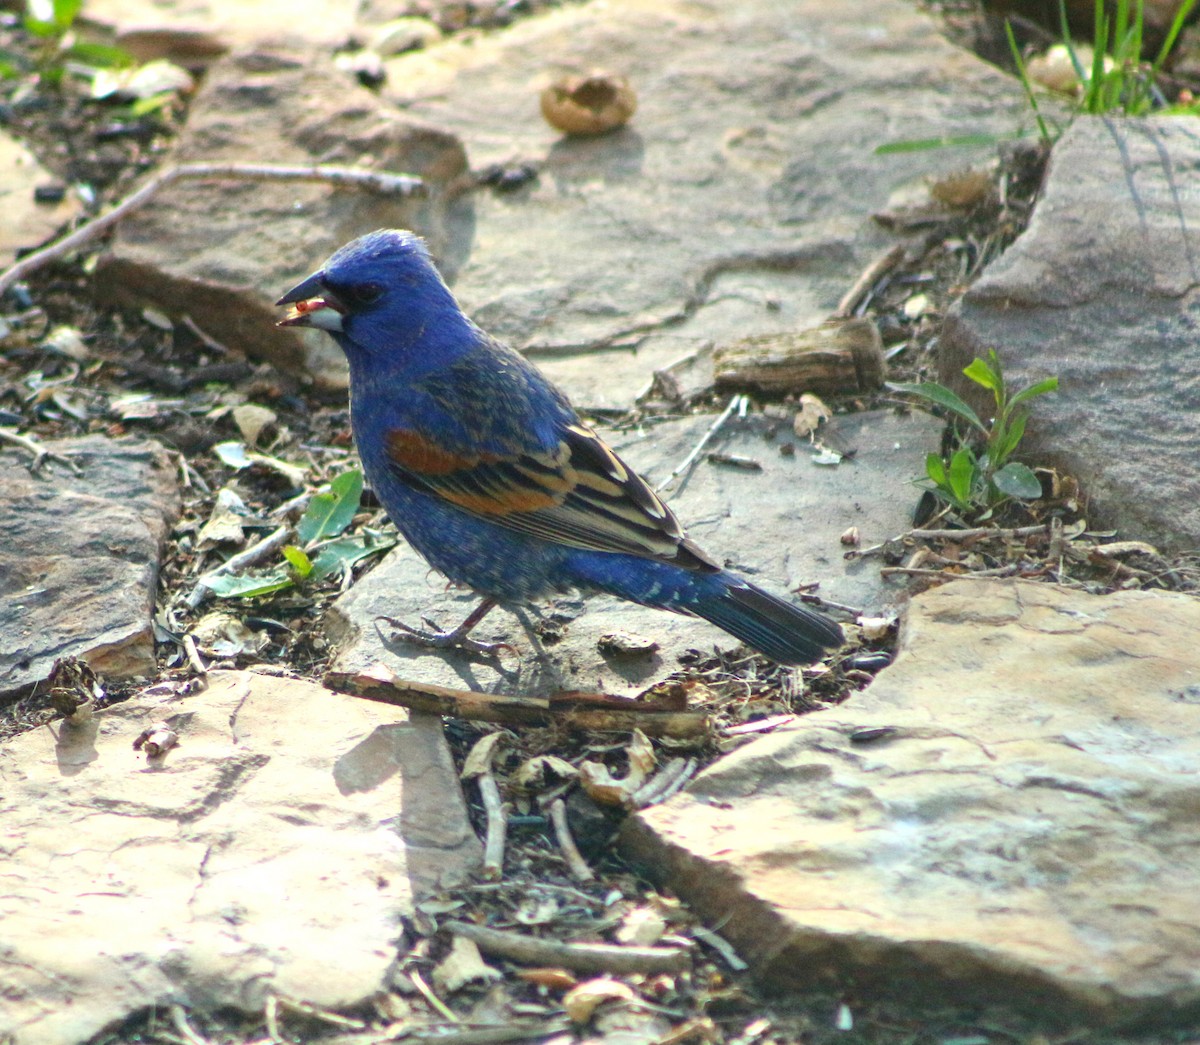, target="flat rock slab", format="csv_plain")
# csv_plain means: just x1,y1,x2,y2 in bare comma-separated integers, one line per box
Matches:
384,0,1028,406
941,115,1200,551
0,436,179,700
328,409,940,696
0,670,479,1045
622,578,1200,1026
